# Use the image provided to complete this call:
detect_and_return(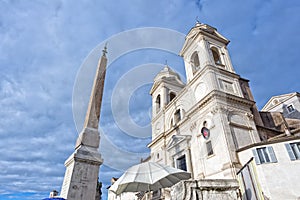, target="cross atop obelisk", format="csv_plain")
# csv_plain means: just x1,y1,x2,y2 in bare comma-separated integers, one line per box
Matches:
60,45,107,200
